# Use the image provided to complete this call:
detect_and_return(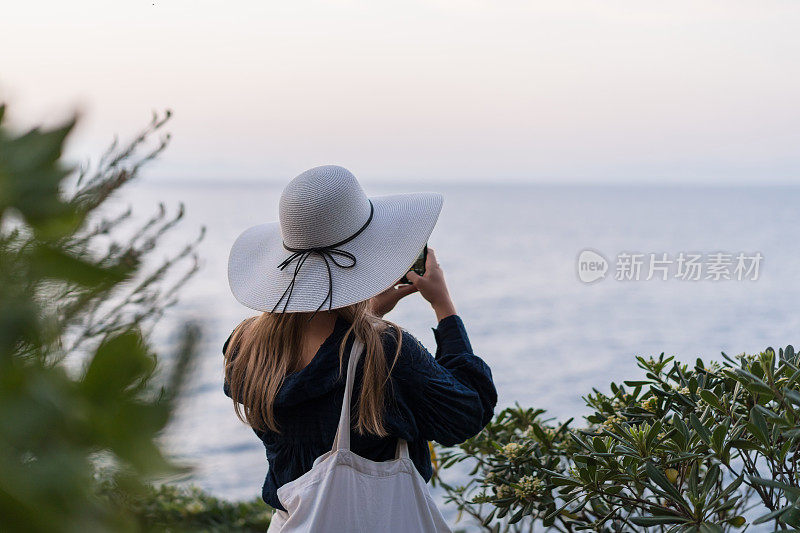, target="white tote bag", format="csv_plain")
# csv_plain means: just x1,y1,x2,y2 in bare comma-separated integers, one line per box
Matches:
267,338,452,533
